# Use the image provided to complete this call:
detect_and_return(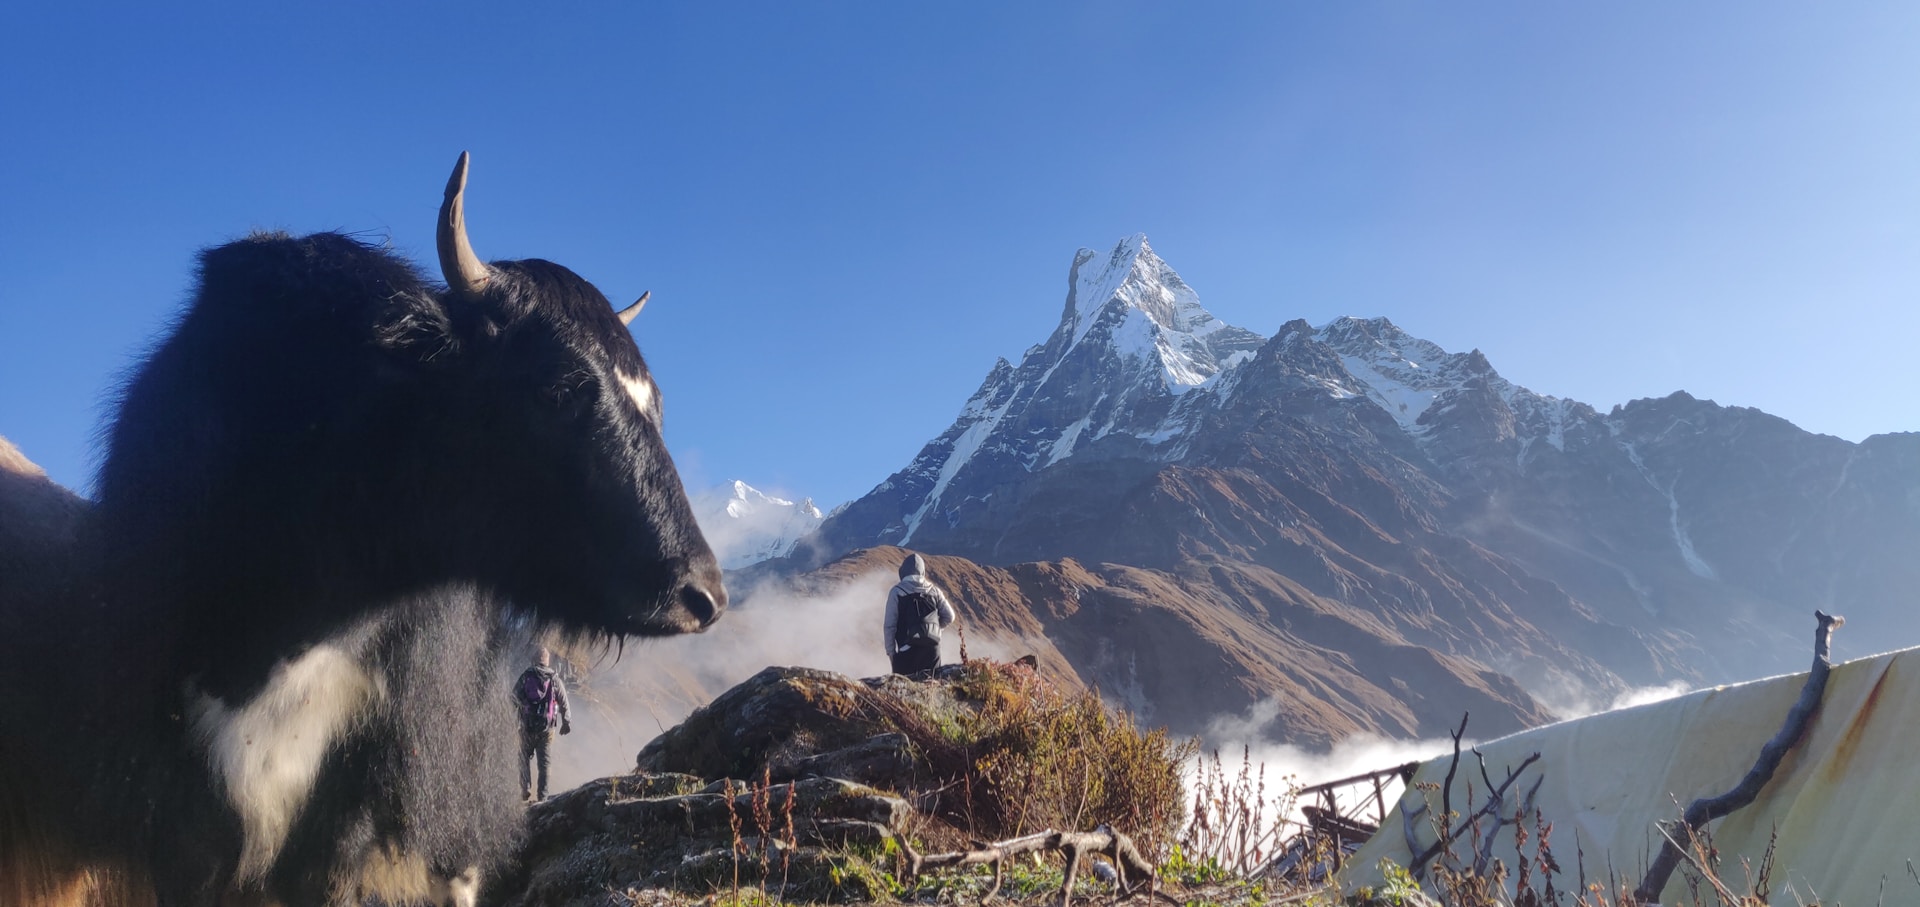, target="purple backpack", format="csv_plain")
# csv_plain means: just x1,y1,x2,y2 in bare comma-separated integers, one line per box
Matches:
518,669,558,729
